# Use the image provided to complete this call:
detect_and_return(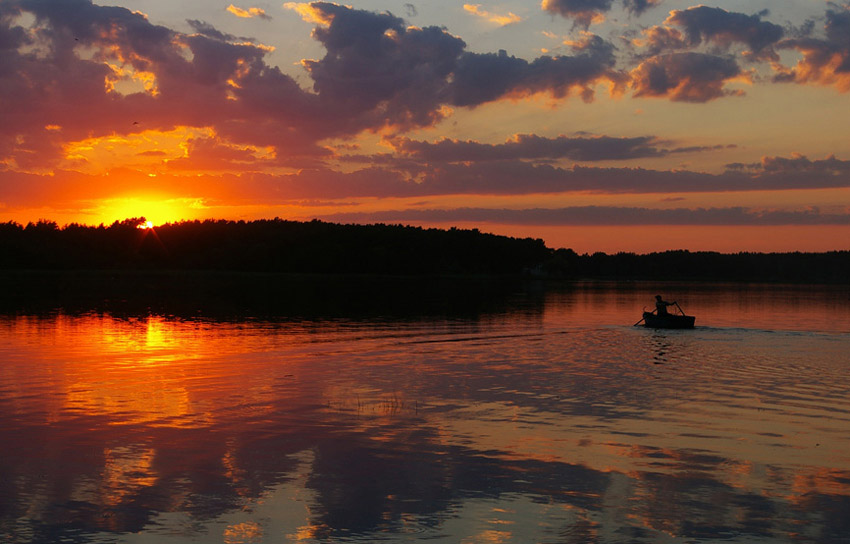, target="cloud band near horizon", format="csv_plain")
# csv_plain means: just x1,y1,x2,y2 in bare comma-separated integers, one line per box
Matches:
315,206,850,227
